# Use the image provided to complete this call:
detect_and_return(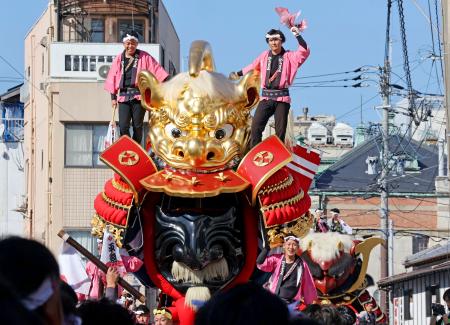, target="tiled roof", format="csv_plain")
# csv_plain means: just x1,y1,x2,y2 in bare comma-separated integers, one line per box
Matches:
313,134,440,194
